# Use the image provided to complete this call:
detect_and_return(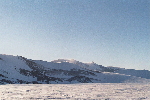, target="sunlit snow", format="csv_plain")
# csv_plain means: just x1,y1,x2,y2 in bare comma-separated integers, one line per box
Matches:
1,54,150,99
1,83,150,99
